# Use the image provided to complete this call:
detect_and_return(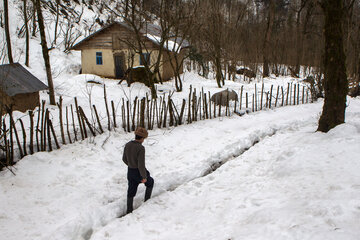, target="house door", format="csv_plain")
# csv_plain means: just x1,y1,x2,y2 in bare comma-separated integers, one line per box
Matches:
114,54,125,79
